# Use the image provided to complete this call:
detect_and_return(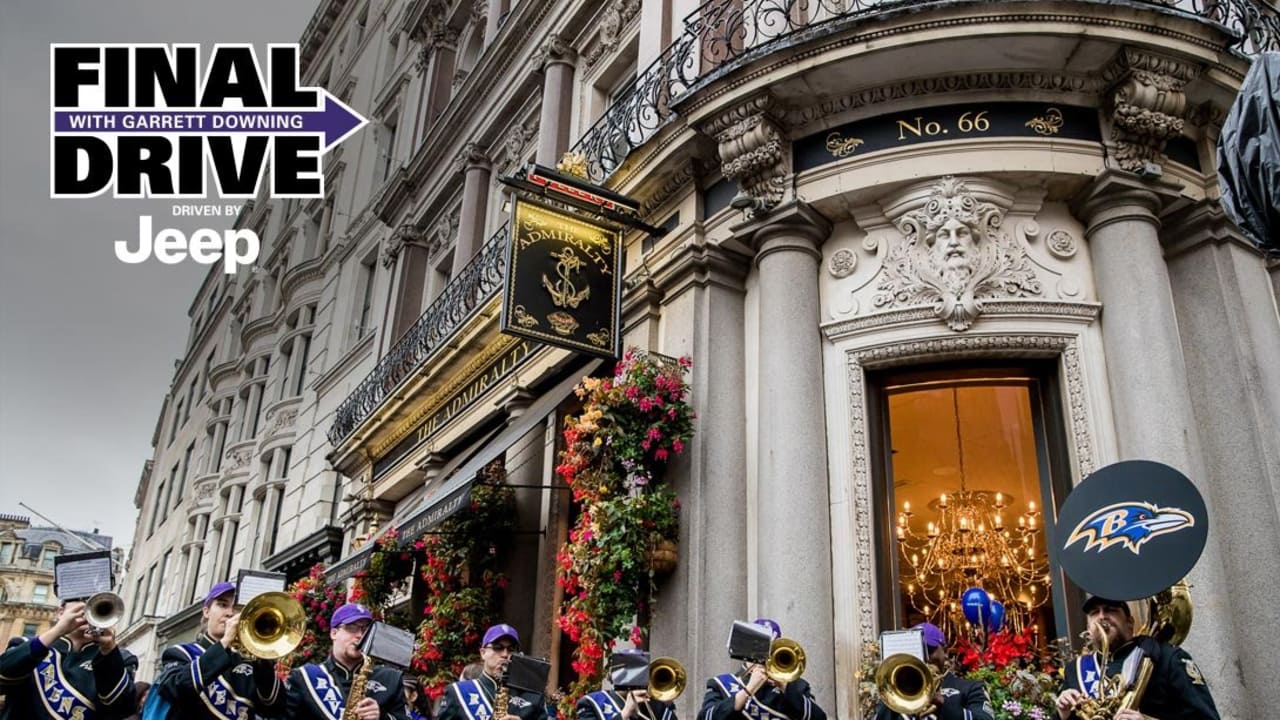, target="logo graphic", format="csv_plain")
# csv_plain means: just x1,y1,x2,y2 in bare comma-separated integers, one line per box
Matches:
49,43,367,271
1064,501,1194,556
